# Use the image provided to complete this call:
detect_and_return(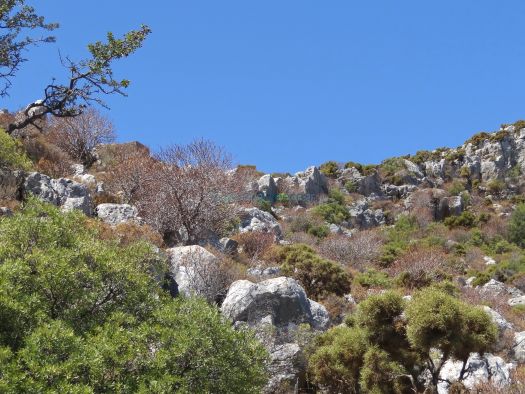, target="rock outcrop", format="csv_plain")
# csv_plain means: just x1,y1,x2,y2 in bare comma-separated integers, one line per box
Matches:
24,172,92,215
238,207,282,237
95,203,141,225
